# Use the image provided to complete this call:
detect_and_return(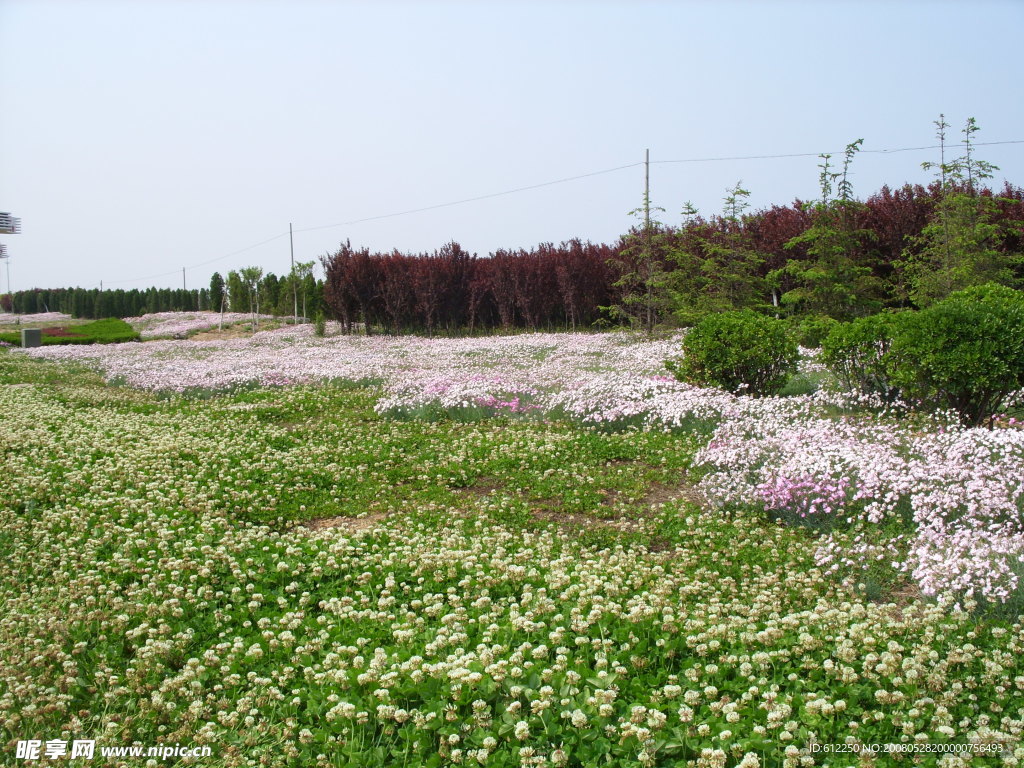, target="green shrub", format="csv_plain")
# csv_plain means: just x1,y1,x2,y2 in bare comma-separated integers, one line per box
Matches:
790,314,840,348
889,283,1024,427
668,310,798,396
821,312,905,402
